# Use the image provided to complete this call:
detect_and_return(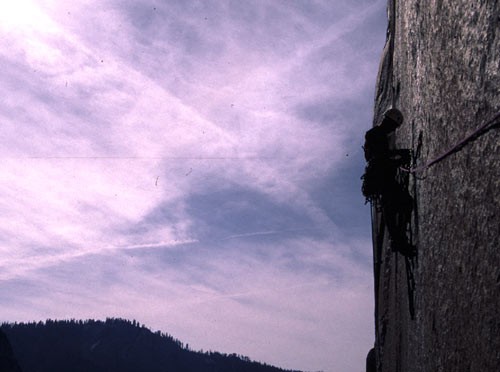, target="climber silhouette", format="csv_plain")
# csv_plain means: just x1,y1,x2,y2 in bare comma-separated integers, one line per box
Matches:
362,108,416,257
